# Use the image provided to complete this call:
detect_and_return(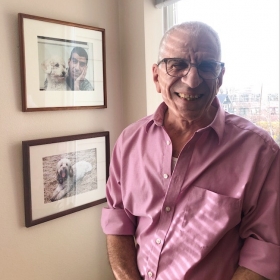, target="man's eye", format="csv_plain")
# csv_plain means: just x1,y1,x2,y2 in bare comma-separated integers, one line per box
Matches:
199,62,217,72
169,60,188,70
